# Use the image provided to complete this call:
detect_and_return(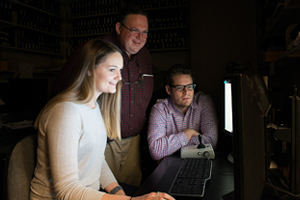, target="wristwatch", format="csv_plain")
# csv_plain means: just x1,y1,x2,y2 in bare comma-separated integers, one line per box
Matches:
109,185,123,194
